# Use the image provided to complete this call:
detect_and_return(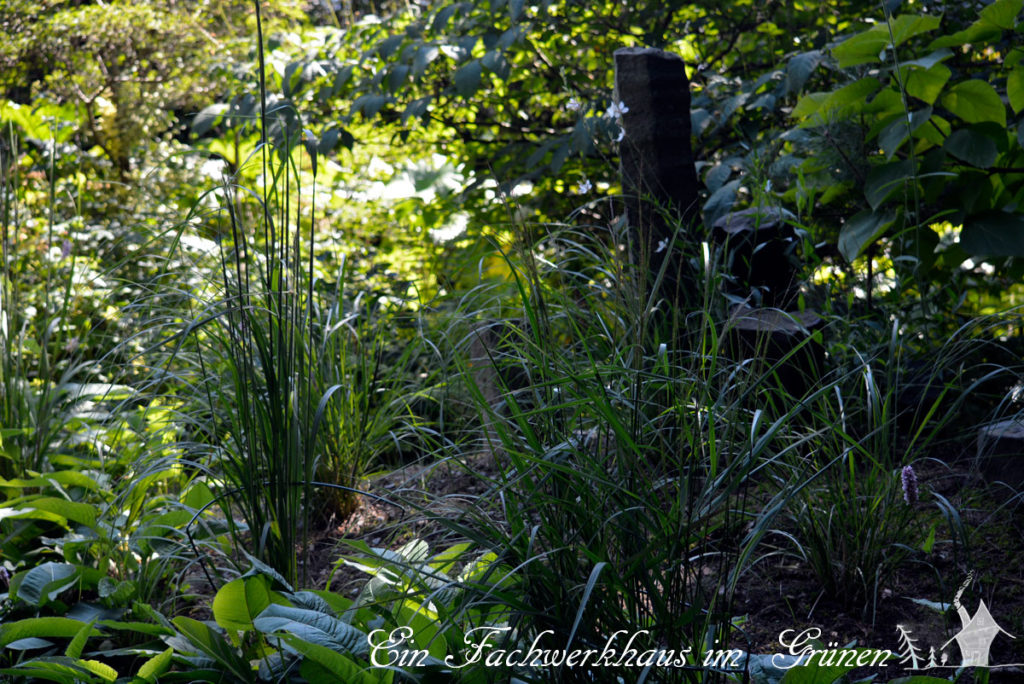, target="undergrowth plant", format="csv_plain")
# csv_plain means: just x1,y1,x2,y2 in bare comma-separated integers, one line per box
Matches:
426,215,845,684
